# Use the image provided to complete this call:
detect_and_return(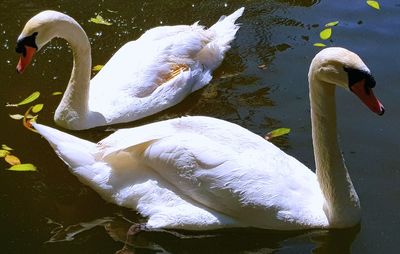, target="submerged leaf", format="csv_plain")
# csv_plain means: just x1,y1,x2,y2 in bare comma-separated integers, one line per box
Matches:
52,91,63,96
325,21,339,27
5,155,21,166
0,150,10,157
265,128,291,140
2,144,13,151
313,42,327,47
32,104,44,113
92,65,104,71
7,163,37,172
89,15,112,26
320,28,332,40
6,91,40,107
9,114,25,120
366,1,380,10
